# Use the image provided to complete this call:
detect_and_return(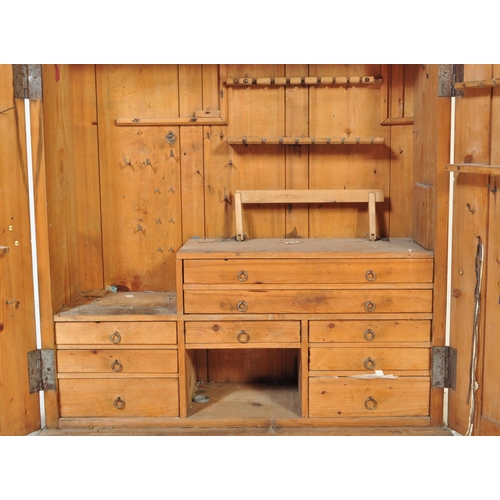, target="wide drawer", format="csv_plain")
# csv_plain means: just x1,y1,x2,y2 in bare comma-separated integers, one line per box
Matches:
309,320,431,343
57,349,178,374
56,322,177,345
183,258,433,284
183,289,433,314
309,377,430,417
309,347,430,371
185,321,300,345
58,378,179,417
